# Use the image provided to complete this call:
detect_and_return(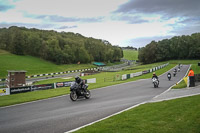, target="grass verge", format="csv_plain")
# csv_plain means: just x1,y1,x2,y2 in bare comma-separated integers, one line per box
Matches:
74,94,200,133
172,80,187,89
